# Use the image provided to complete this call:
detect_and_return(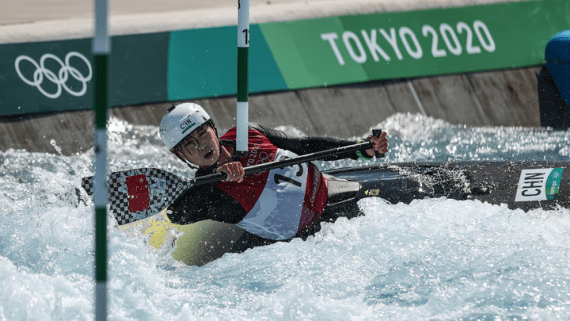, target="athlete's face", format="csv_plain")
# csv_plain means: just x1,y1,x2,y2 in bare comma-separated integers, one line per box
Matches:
175,123,220,167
